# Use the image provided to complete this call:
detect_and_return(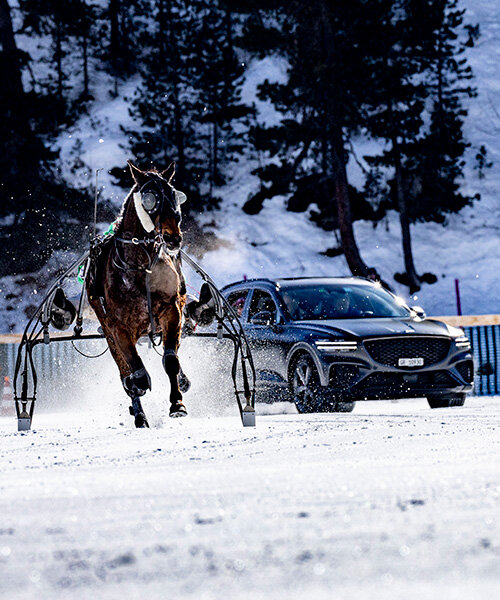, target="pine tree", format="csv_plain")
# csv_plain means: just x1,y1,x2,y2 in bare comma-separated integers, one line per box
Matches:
362,0,429,292
106,0,147,96
190,2,251,198
123,0,199,200
19,0,75,120
234,0,389,276
363,0,478,292
0,0,90,275
120,0,250,209
409,0,479,222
